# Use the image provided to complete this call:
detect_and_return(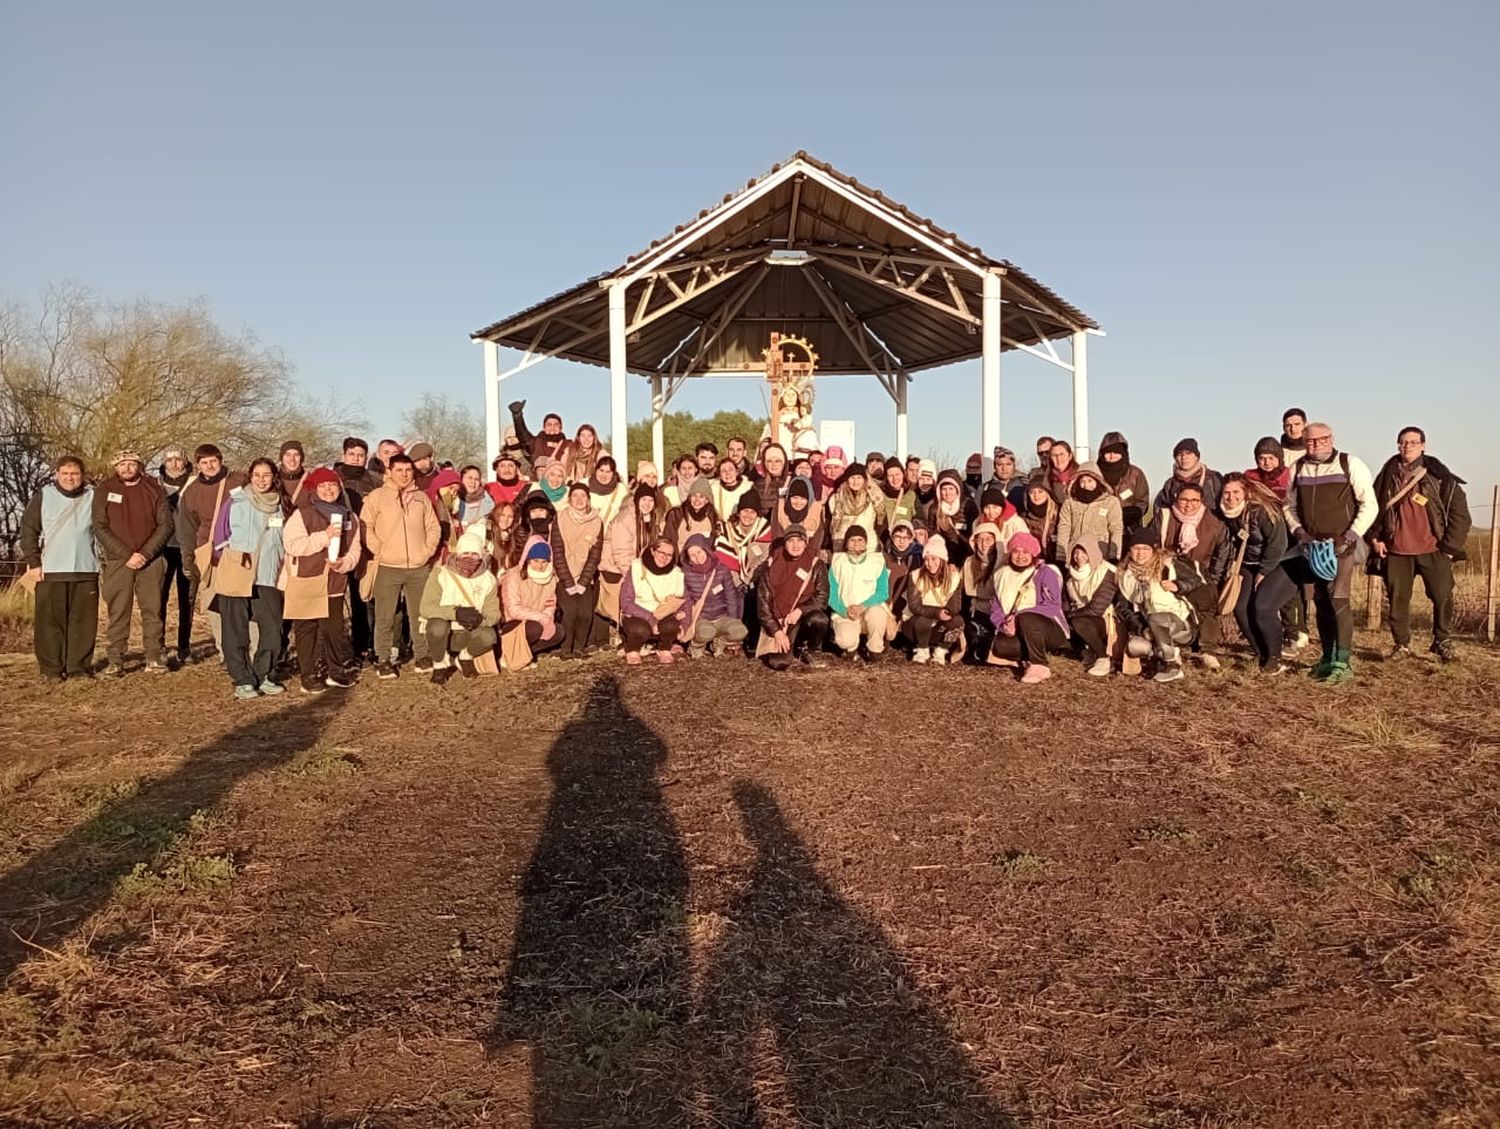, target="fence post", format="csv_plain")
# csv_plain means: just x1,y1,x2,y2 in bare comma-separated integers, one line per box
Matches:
1487,484,1499,644
1365,572,1383,630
